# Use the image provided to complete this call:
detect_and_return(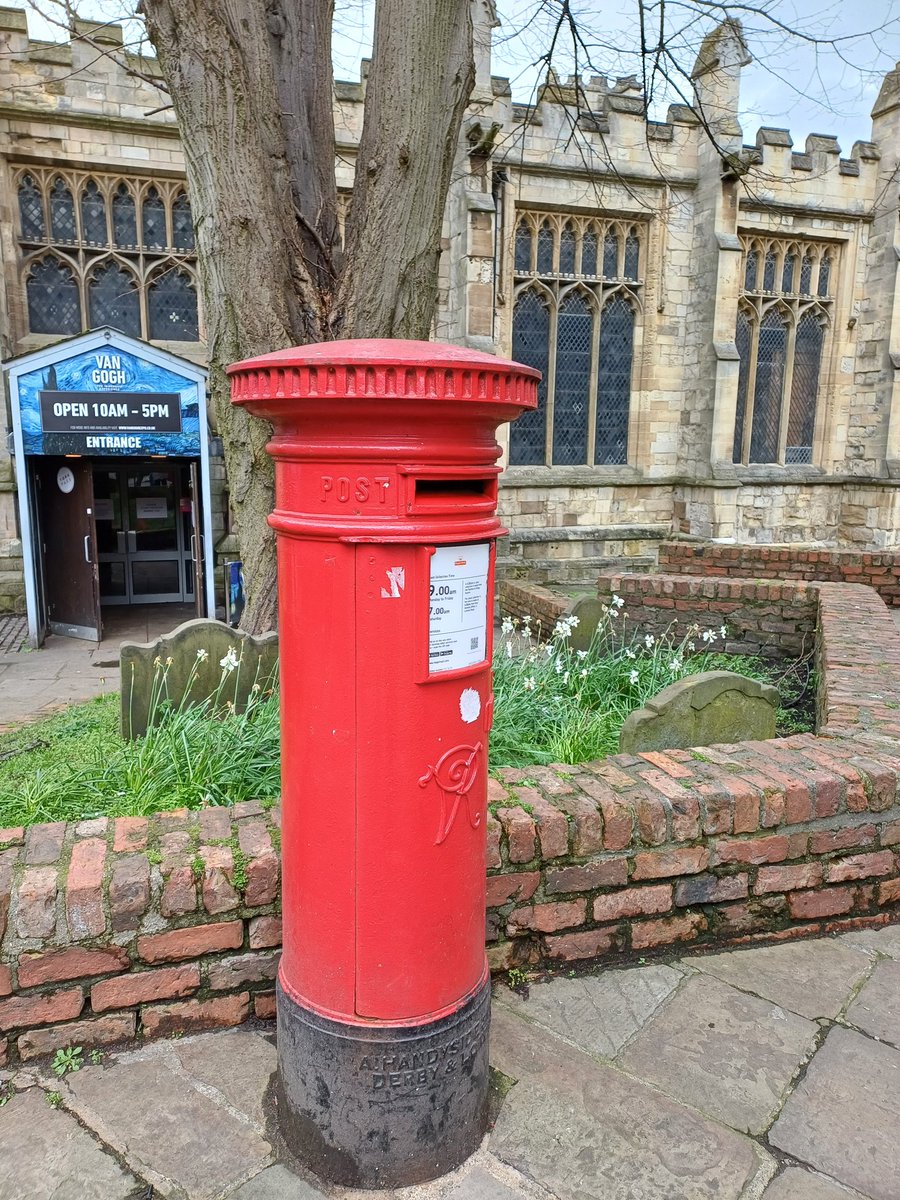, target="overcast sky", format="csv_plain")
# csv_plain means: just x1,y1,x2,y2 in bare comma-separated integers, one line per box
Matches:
24,0,900,152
